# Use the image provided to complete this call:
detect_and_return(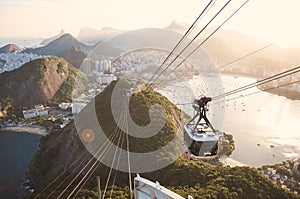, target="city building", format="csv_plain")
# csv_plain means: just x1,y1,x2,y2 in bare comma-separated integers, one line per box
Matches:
22,105,50,119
